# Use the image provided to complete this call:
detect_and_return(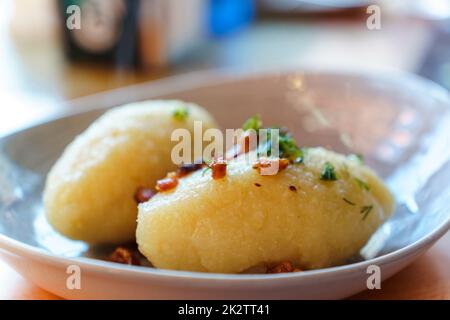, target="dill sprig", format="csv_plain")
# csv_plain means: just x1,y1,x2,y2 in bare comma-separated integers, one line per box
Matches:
354,177,370,191
343,198,356,205
242,114,262,131
360,205,373,220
